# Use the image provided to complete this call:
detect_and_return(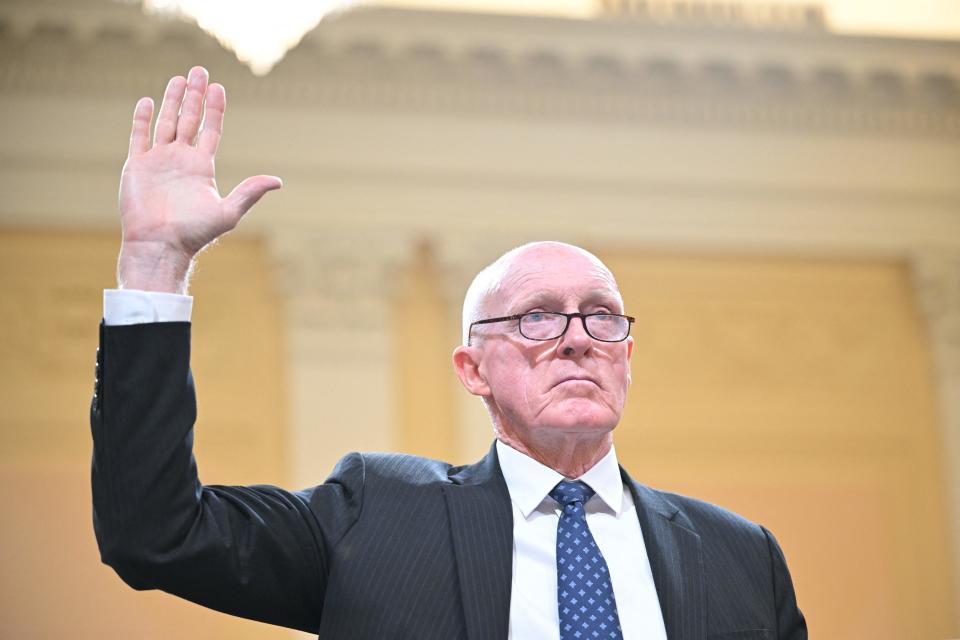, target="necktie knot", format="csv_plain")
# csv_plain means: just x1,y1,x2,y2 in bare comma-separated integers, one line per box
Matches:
549,480,595,507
